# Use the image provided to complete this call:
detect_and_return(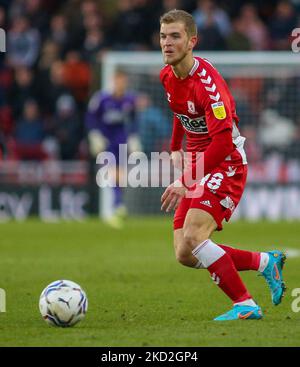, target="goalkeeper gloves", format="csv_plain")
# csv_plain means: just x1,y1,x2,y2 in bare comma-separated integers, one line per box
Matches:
127,134,142,154
88,130,108,157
